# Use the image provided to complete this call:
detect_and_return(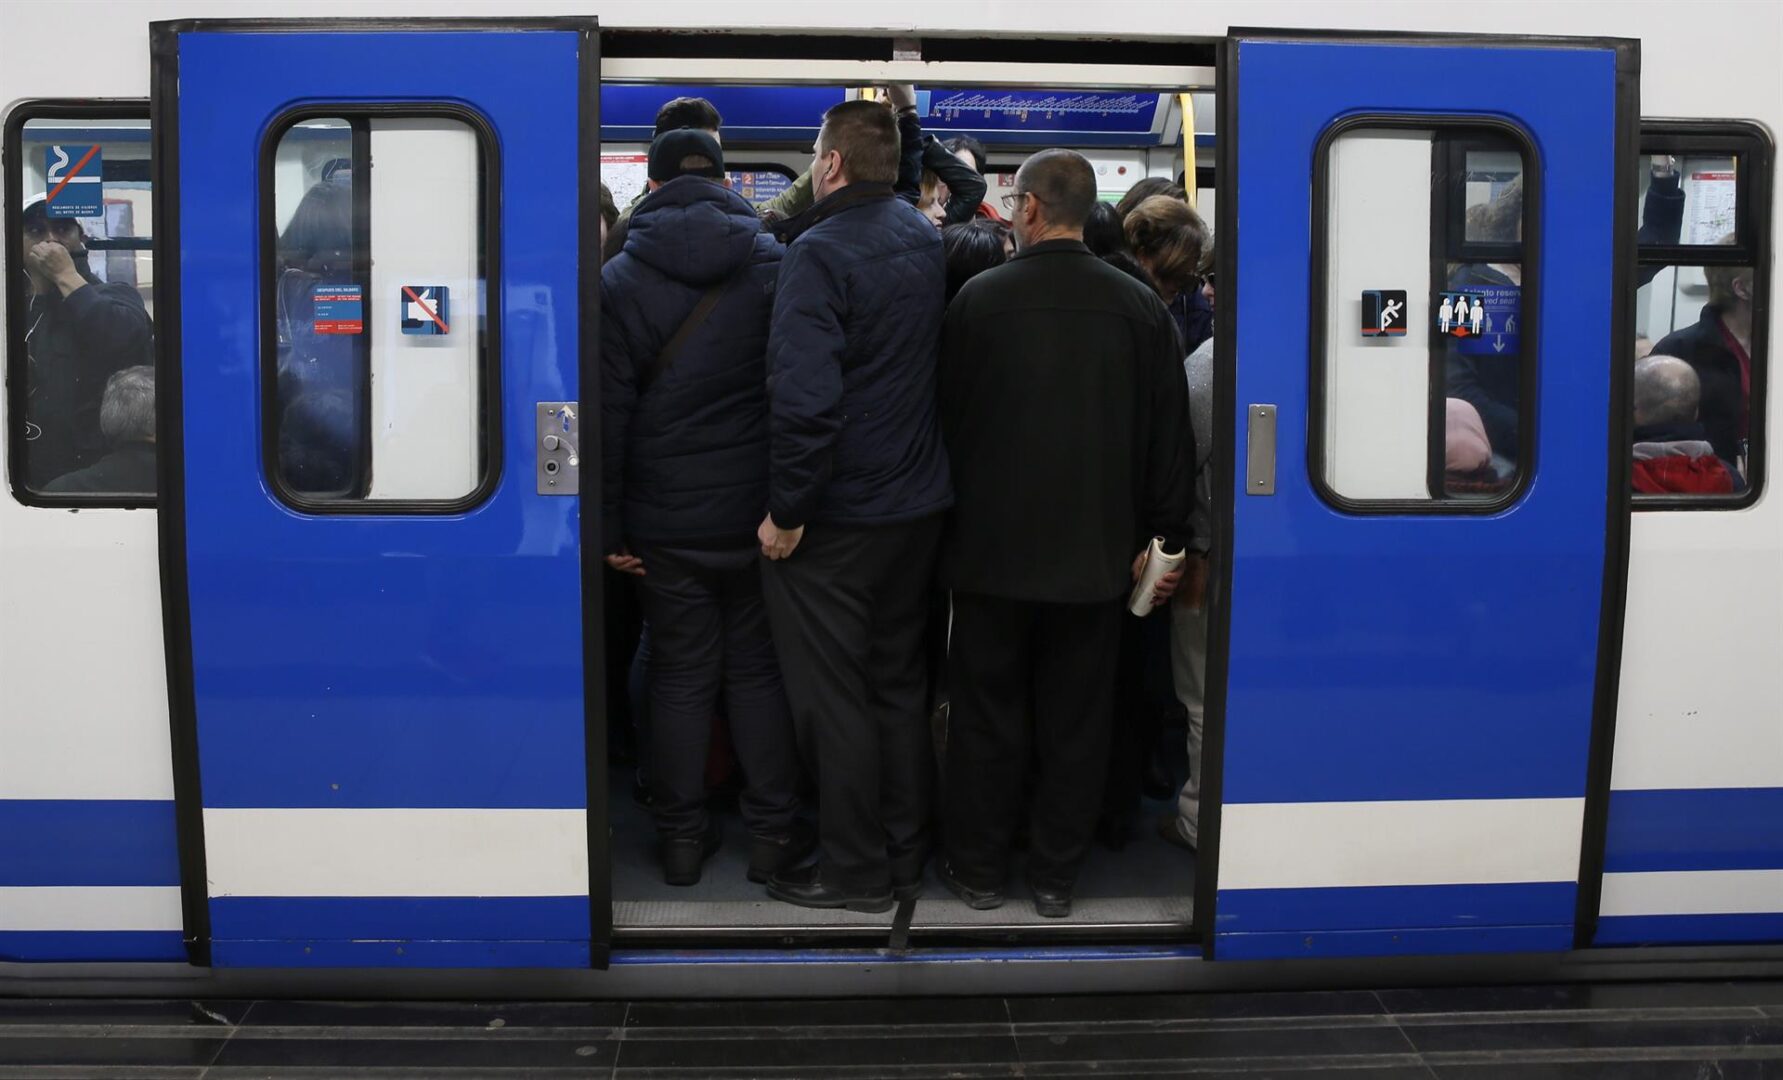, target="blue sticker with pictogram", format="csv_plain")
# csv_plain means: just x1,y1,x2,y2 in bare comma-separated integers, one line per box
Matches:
1442,284,1520,356
43,145,104,218
400,286,450,336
